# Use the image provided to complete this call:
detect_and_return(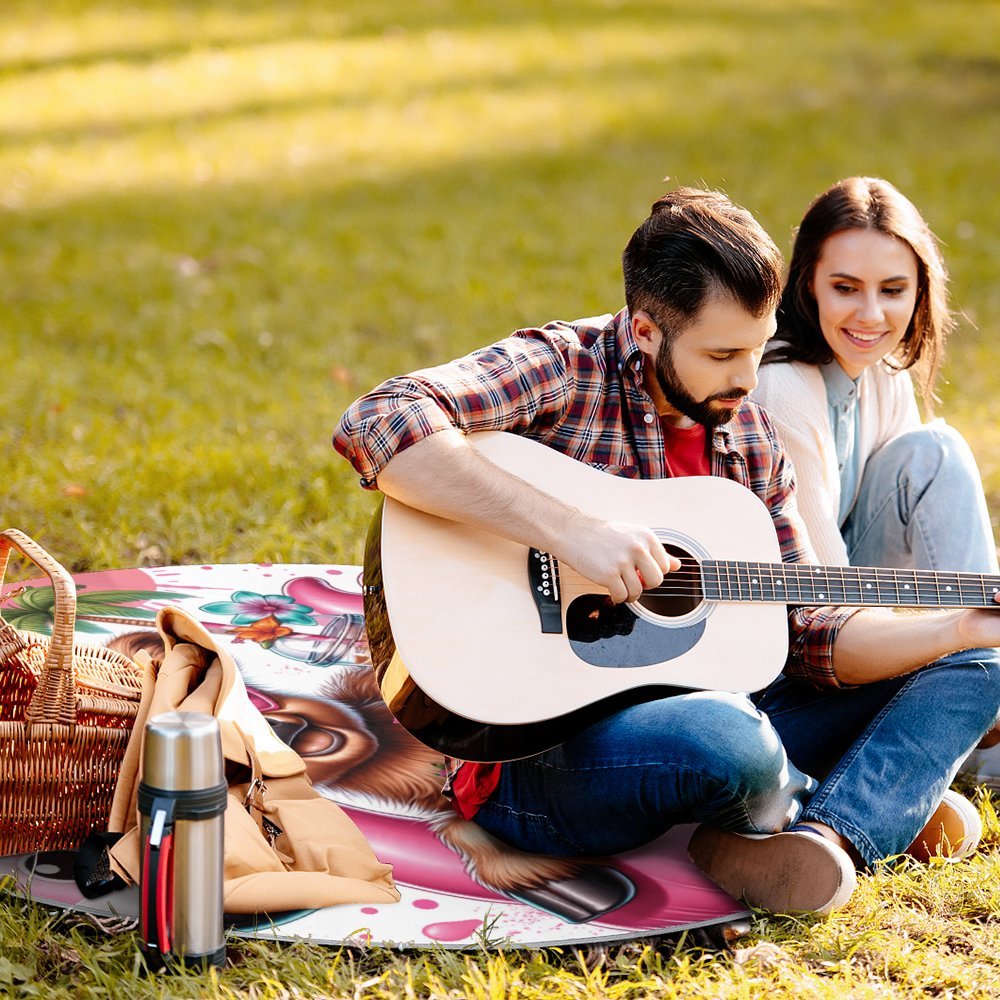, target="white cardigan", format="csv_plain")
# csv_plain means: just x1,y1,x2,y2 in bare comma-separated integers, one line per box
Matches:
752,359,921,566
